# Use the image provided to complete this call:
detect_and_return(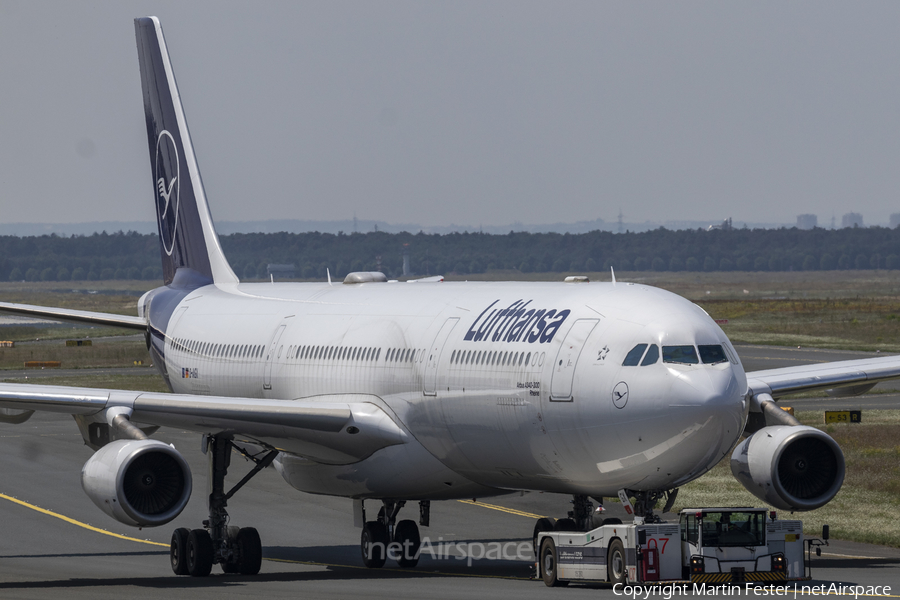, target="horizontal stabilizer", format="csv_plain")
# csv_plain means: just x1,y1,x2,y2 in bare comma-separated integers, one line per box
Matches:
0,301,146,331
